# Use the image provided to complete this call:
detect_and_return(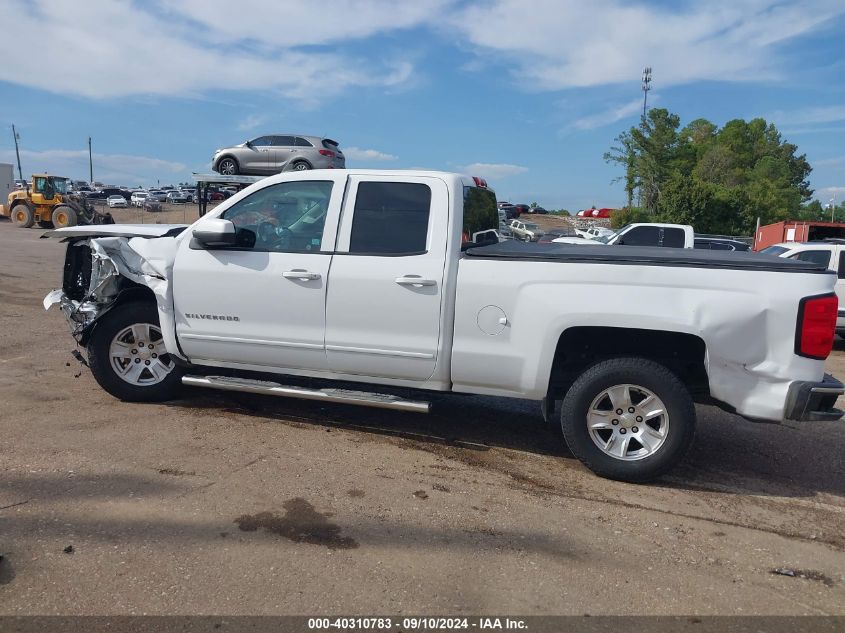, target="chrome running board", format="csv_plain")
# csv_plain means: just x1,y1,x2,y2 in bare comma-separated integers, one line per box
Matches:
182,375,431,413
